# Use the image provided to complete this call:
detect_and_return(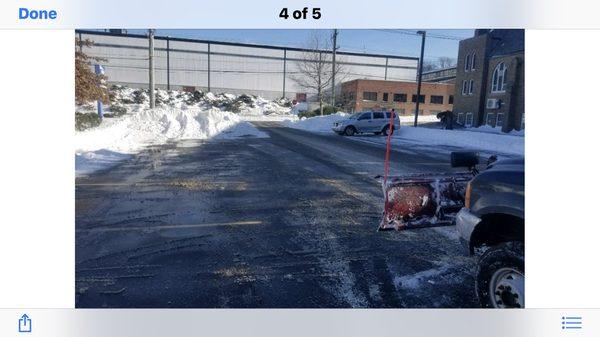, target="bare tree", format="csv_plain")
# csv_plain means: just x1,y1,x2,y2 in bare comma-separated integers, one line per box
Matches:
291,33,345,115
437,56,456,69
422,60,438,72
422,56,457,72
